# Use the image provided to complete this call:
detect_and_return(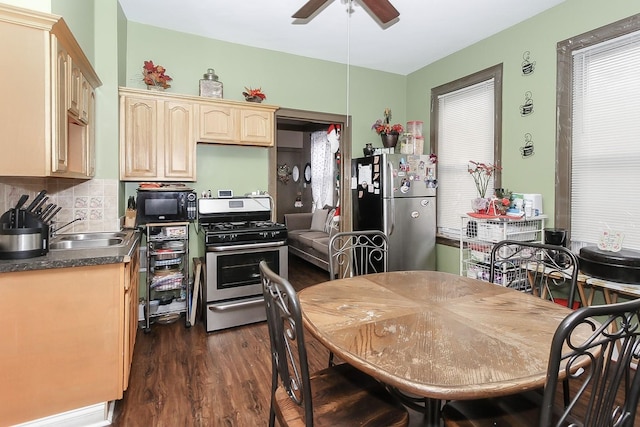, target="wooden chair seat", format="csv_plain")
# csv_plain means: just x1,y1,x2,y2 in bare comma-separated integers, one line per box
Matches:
274,363,409,427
